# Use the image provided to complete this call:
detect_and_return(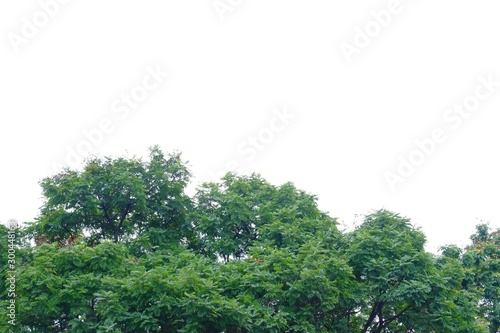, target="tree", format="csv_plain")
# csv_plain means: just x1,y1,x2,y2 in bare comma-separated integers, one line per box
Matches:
190,173,328,261
13,241,132,332
340,210,485,332
28,146,191,249
3,147,495,332
95,249,252,333
462,224,500,333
